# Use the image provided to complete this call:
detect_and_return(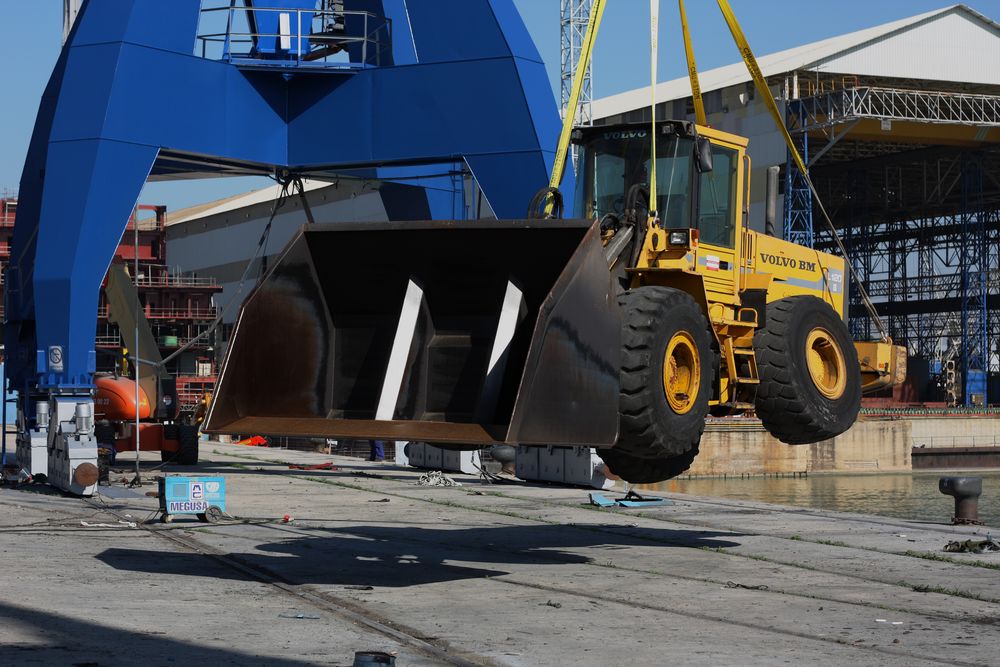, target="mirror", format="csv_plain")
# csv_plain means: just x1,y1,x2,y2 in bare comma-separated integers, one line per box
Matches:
764,165,780,236
695,137,714,174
